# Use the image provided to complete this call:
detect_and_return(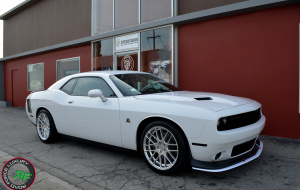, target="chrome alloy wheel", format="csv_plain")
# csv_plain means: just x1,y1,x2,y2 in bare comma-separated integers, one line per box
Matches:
143,126,179,170
37,113,50,140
